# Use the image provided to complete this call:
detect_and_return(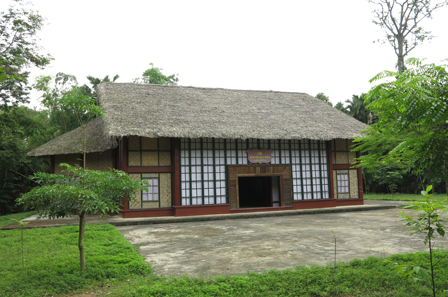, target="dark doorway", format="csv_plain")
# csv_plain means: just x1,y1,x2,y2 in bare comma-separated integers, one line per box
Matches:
238,176,280,208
